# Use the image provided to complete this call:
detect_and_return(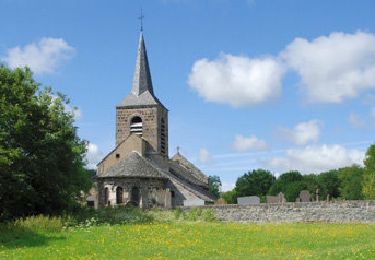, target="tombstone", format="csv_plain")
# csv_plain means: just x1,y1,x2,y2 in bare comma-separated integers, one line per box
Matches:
295,197,301,202
299,190,310,202
237,196,260,205
266,192,285,204
278,192,286,203
266,196,279,204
